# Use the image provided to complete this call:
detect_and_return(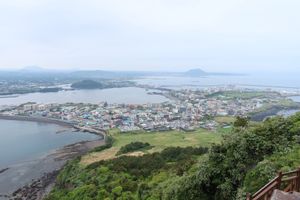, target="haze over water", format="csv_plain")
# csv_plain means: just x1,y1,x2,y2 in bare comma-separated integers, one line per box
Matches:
136,74,300,89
